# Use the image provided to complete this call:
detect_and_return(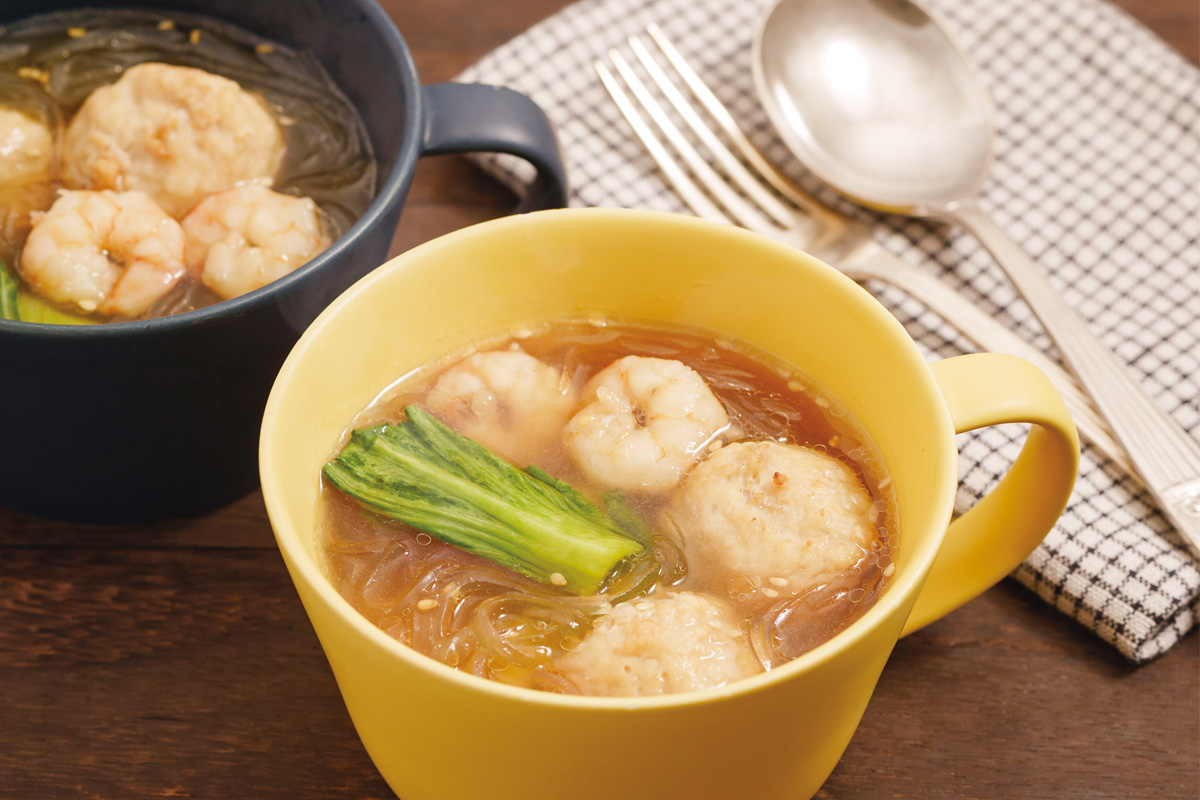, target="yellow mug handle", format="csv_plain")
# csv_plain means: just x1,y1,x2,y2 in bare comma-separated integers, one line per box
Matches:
902,352,1081,635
